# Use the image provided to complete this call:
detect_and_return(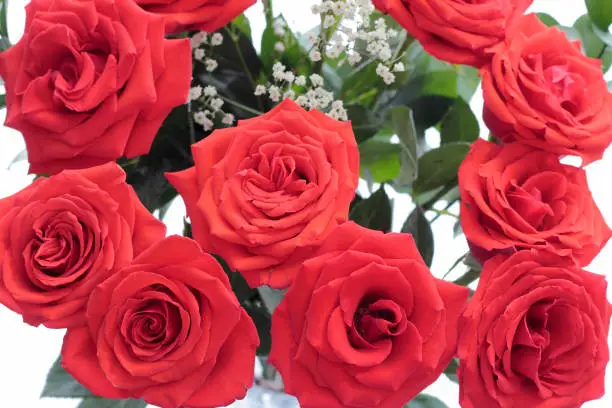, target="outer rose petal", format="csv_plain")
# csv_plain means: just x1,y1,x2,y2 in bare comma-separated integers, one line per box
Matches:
0,0,192,174
270,222,469,408
62,327,129,399
376,0,533,67
61,236,259,407
482,13,612,163
166,99,359,289
135,0,256,34
0,163,165,328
